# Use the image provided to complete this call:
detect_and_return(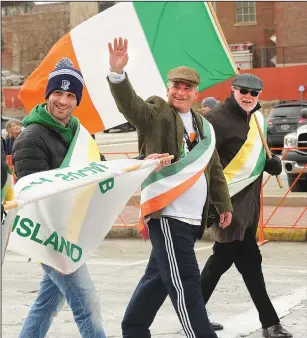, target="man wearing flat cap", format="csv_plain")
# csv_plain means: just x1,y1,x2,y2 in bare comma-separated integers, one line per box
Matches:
107,37,232,338
200,73,292,338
